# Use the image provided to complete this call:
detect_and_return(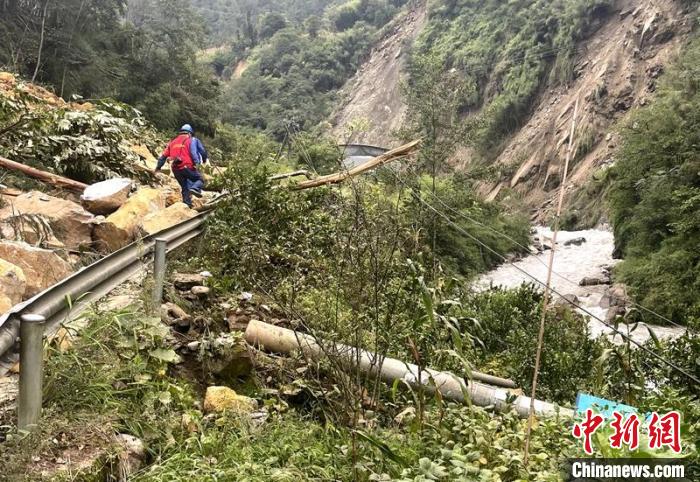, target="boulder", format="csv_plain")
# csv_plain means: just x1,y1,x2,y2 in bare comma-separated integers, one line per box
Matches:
172,272,207,290
161,302,191,328
93,188,166,252
0,258,26,312
0,241,73,297
0,191,93,249
191,285,210,298
80,178,133,215
114,434,145,482
564,237,587,247
555,293,579,307
203,386,257,414
579,277,611,287
600,283,630,309
141,202,197,235
130,143,167,173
